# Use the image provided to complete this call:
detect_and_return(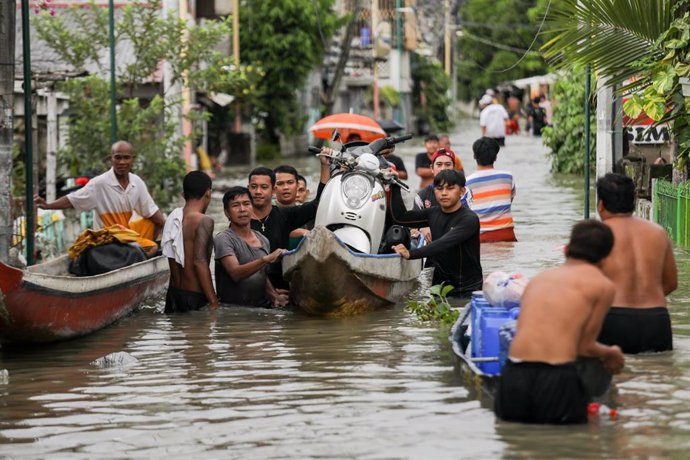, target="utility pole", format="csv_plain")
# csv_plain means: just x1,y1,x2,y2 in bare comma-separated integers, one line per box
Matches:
0,1,16,263
109,0,117,144
20,0,35,265
233,0,241,133
444,0,451,76
180,0,193,169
